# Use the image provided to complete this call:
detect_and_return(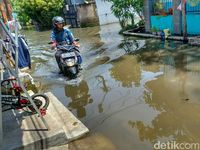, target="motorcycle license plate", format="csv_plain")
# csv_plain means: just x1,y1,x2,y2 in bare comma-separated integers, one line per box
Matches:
61,52,75,58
